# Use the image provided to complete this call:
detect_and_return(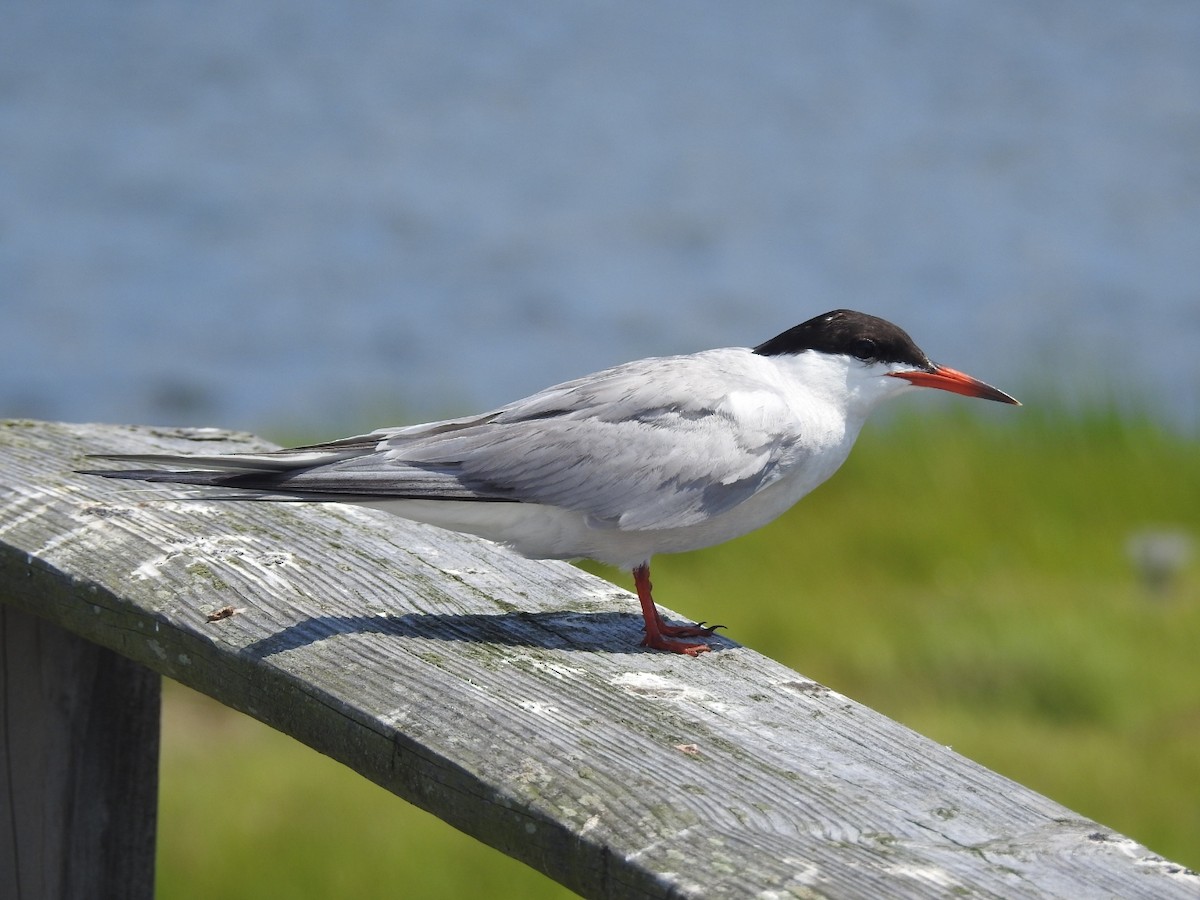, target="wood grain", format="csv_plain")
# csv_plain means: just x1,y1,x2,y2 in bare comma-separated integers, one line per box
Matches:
1,419,1196,898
